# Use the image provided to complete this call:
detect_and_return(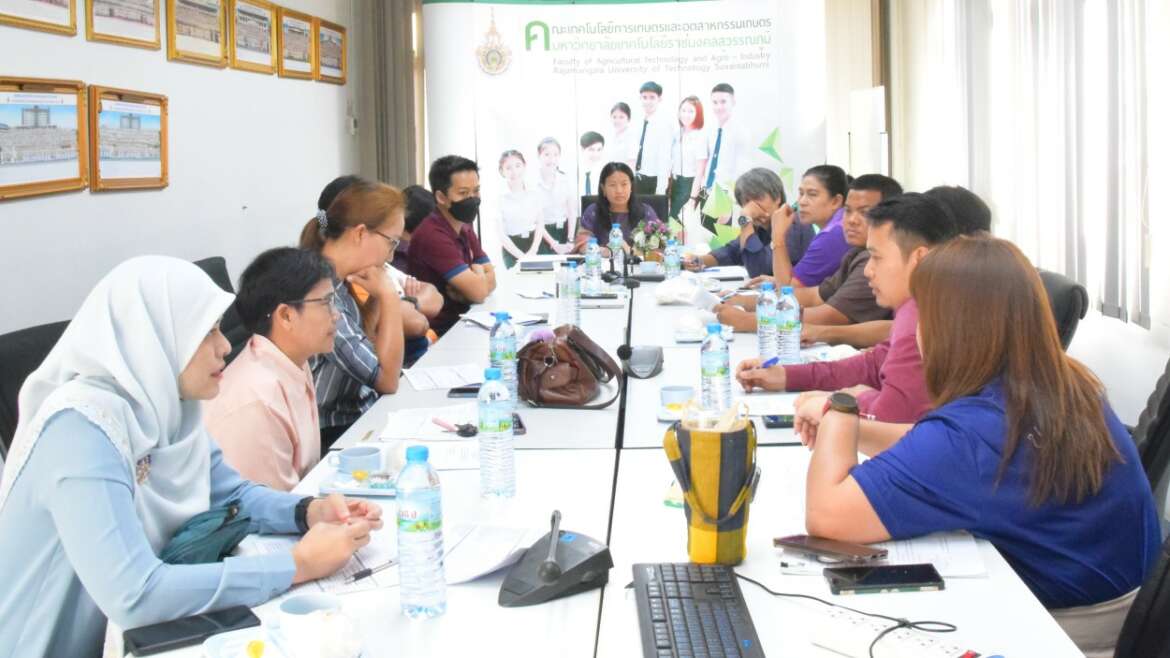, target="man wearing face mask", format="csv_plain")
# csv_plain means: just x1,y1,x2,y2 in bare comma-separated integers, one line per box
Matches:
409,155,497,336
